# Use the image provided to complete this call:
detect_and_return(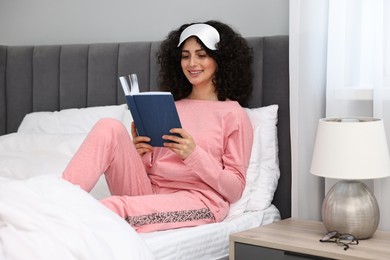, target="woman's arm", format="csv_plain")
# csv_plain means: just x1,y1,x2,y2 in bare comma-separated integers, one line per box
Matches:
163,111,254,203
182,123,253,203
